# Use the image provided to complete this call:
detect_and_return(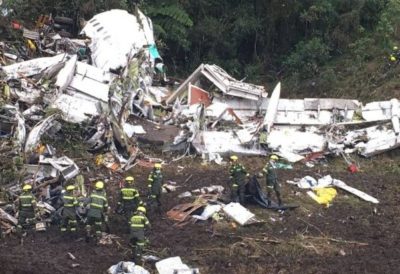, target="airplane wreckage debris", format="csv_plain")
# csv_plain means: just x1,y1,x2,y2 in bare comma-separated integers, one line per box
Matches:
0,8,398,233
